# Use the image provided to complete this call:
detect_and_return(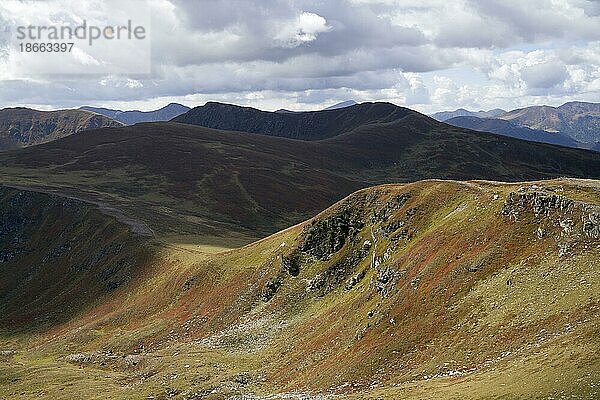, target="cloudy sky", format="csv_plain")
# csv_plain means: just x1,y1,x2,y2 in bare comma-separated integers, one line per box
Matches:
0,0,599,113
